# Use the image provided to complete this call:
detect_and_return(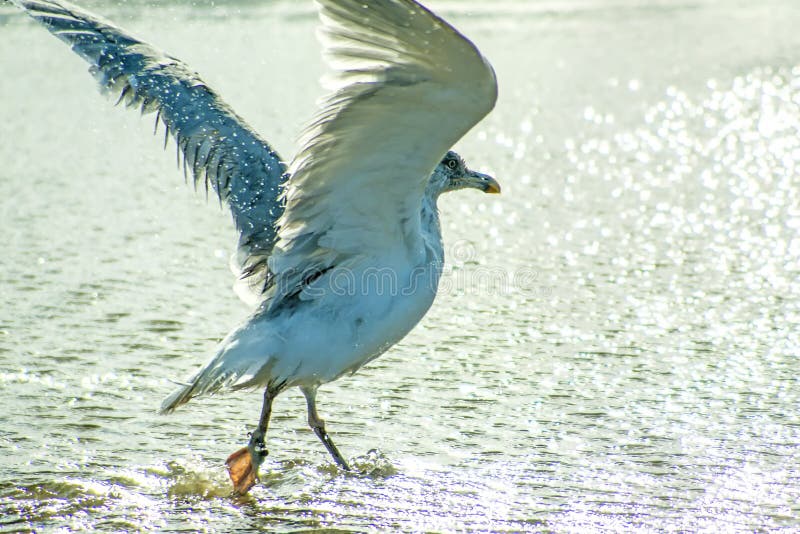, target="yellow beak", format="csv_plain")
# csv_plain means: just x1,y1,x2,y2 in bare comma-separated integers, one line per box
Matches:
468,170,501,194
